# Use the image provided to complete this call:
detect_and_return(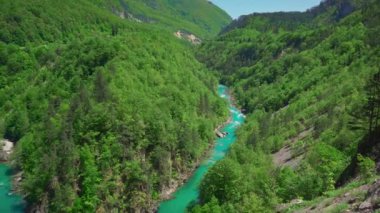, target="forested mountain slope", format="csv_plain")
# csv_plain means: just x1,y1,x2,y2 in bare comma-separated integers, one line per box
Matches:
94,0,232,38
0,0,228,212
194,0,380,212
